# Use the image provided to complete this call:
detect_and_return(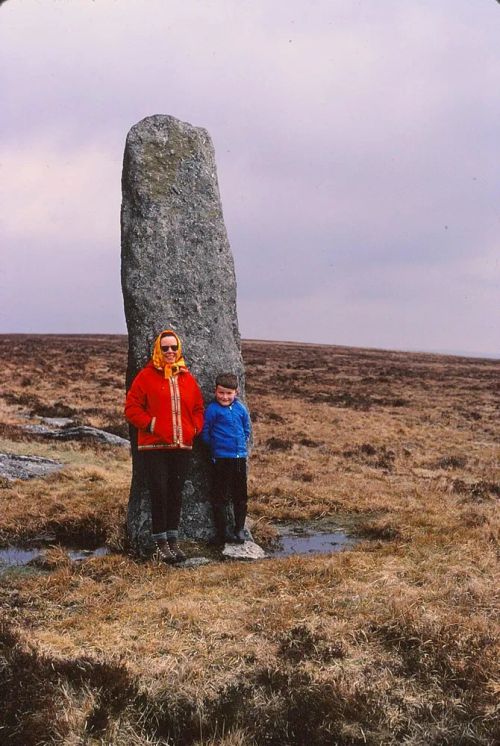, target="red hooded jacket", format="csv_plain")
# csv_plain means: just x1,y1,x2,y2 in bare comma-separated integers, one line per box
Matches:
125,362,204,451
